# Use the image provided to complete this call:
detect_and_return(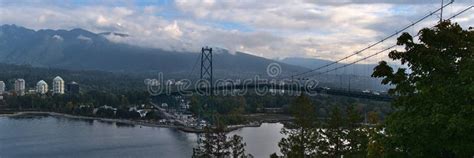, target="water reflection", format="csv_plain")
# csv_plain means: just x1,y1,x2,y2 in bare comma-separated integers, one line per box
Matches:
115,122,136,128
0,116,284,158
231,123,285,157
96,119,114,125
9,114,49,120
